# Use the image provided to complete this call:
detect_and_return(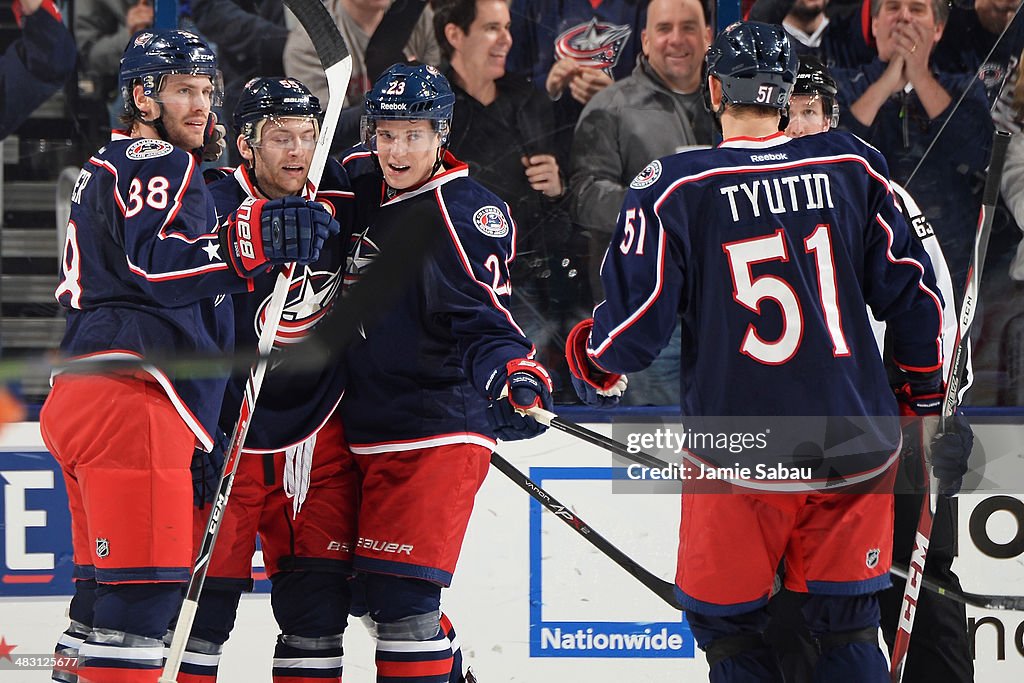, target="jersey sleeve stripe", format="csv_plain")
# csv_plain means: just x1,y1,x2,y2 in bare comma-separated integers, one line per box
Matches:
589,223,668,358
126,258,231,280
